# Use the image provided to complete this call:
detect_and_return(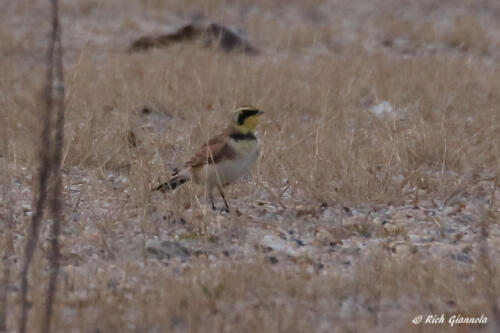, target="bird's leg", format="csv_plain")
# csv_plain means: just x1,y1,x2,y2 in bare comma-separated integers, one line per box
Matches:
218,187,230,212
209,194,217,211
